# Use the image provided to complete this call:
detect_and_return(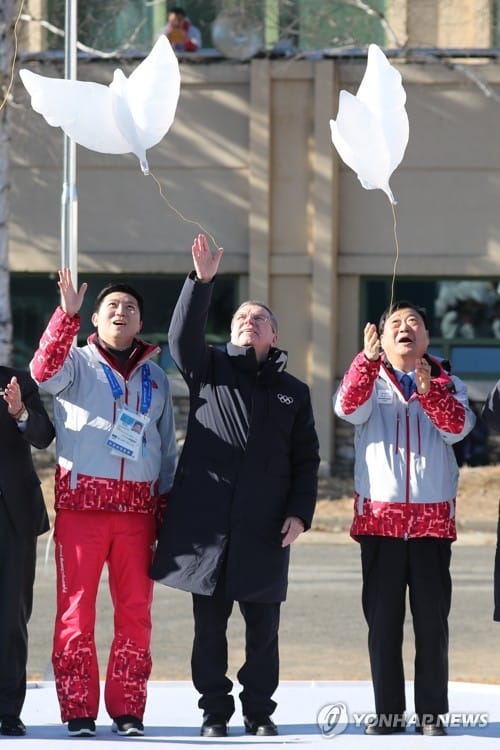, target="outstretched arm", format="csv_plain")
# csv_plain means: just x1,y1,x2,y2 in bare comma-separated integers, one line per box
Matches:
167,235,224,386
30,269,87,387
